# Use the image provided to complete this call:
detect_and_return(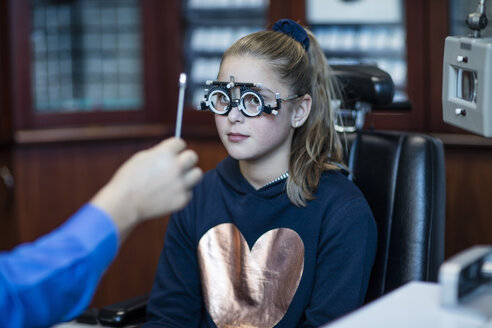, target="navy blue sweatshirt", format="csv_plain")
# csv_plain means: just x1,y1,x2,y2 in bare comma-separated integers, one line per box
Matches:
145,156,377,328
